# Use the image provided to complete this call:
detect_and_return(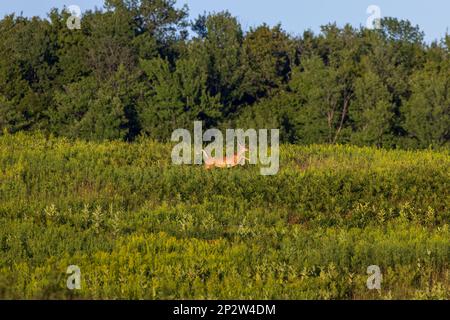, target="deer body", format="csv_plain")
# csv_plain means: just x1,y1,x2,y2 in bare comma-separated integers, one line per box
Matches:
202,145,249,170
